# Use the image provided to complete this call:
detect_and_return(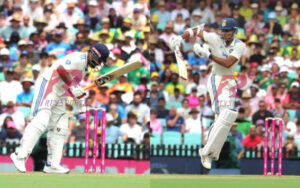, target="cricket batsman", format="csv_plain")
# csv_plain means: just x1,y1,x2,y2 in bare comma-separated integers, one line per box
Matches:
10,43,109,173
170,18,246,169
